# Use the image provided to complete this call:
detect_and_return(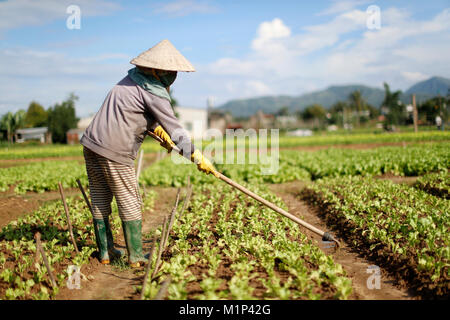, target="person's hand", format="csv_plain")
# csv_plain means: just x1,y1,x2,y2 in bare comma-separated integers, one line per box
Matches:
154,125,175,153
191,149,219,178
